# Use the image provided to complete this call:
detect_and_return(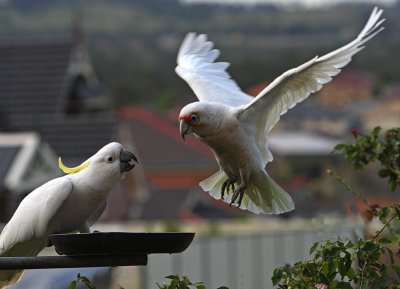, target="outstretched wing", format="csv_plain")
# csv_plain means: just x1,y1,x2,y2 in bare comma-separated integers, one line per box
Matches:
0,177,72,254
176,32,253,107
238,7,384,159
